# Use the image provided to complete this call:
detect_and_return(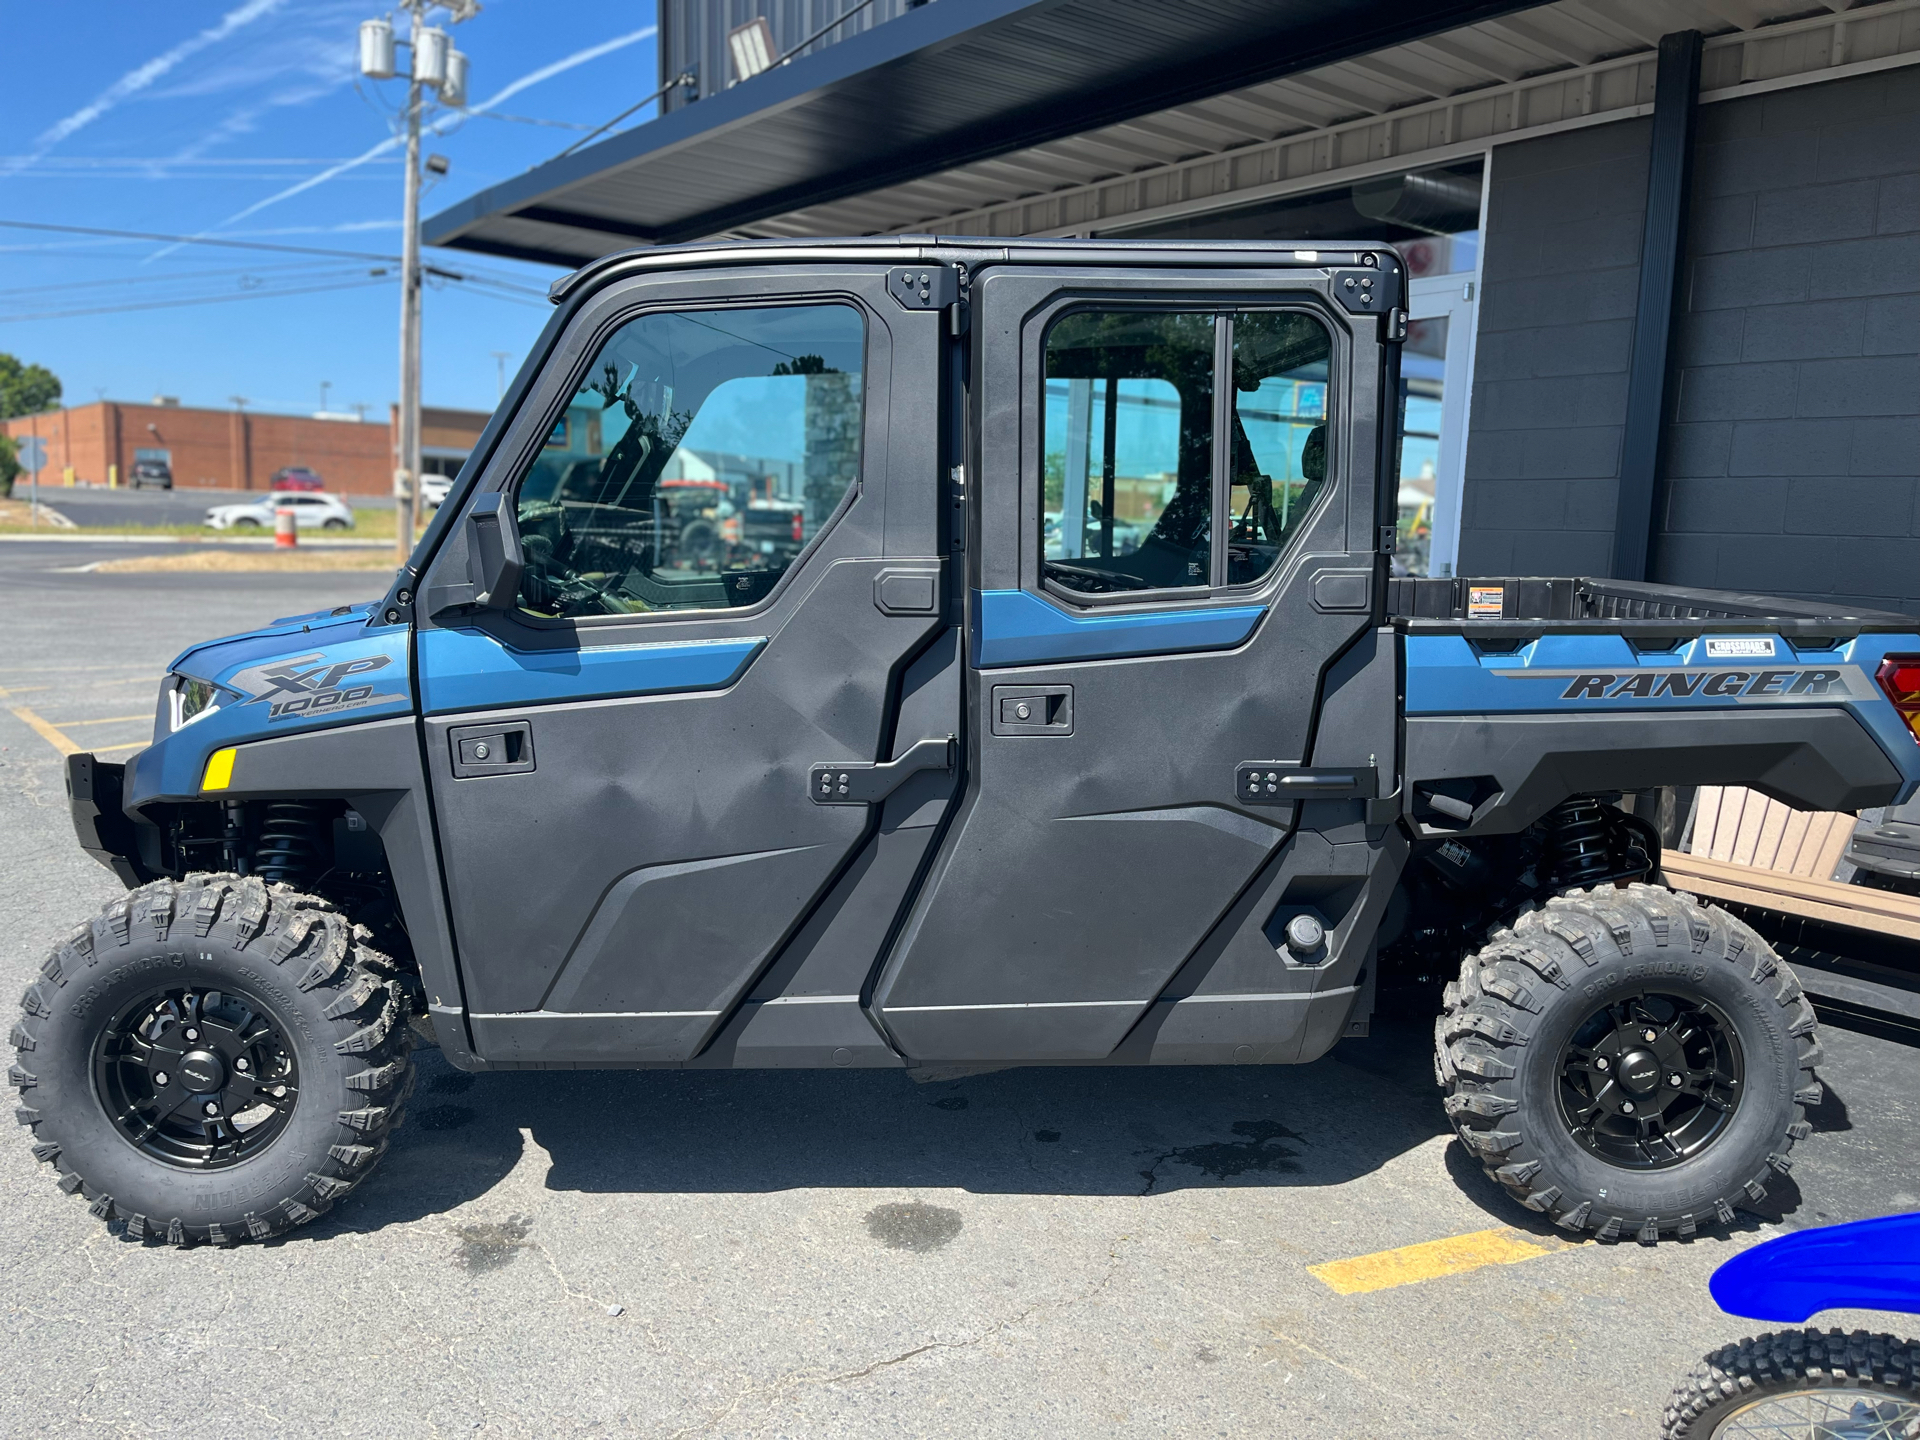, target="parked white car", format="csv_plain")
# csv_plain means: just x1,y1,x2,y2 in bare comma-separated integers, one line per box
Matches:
205,492,356,531
419,474,453,509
